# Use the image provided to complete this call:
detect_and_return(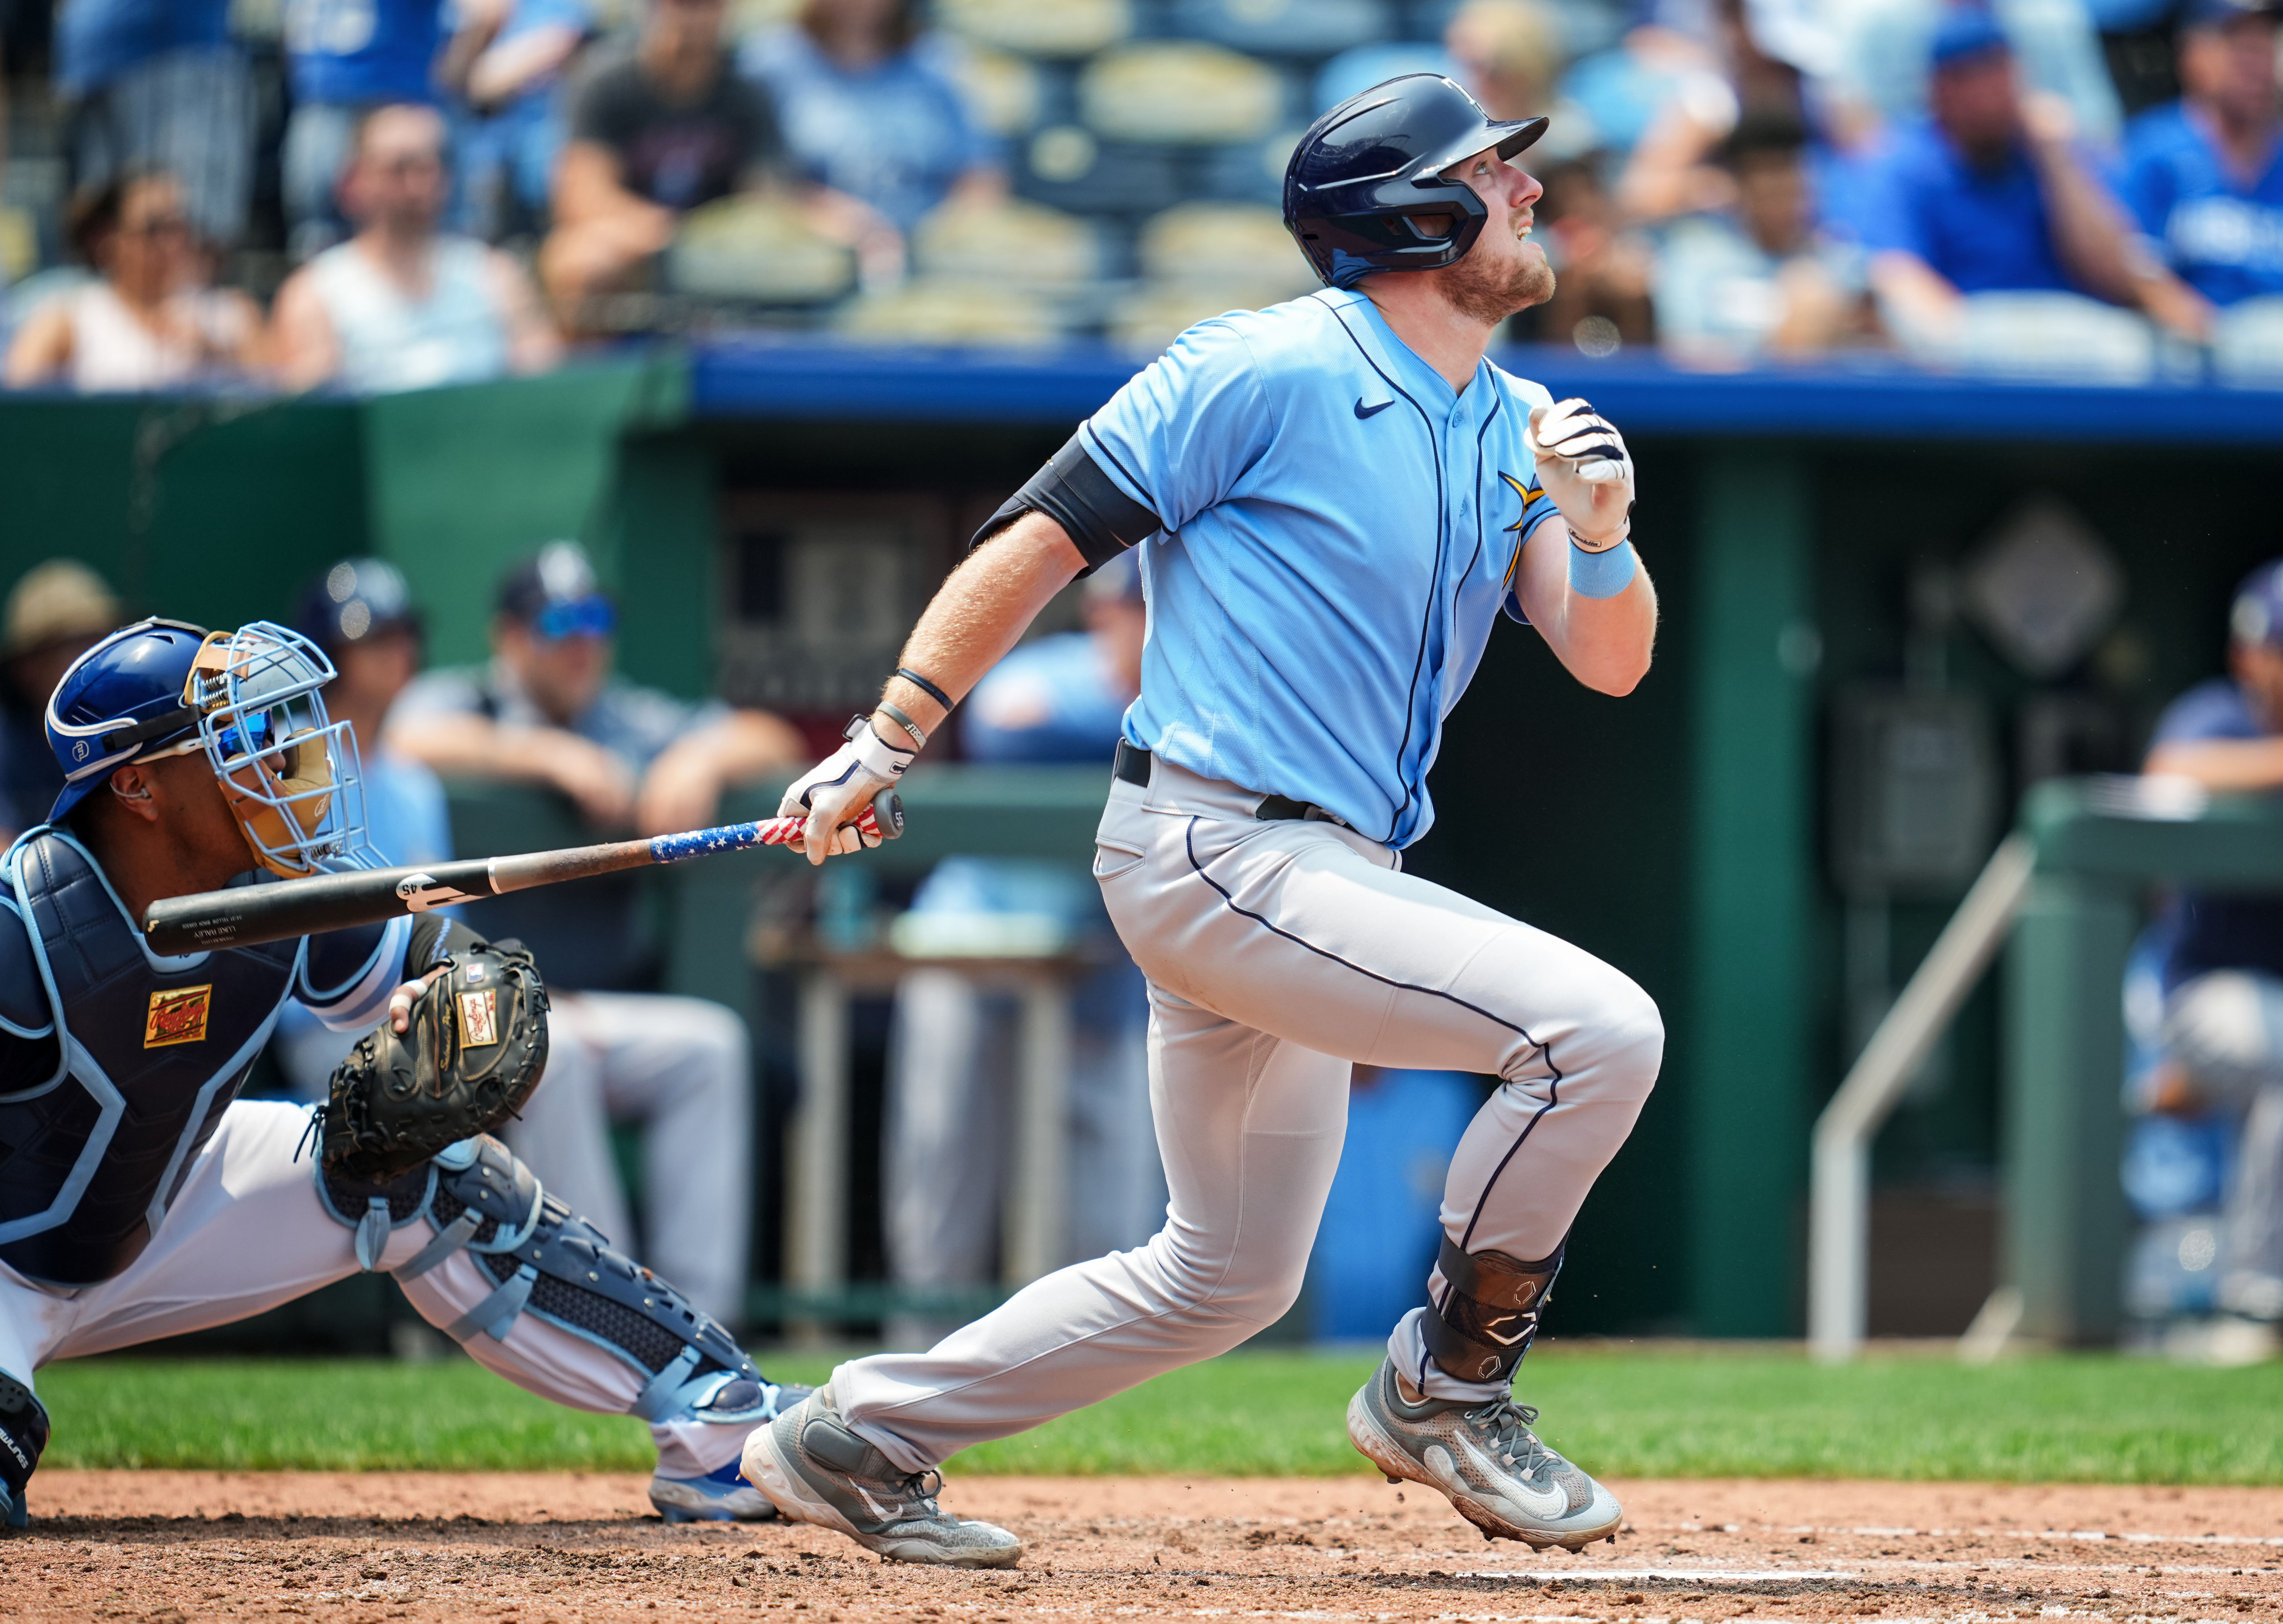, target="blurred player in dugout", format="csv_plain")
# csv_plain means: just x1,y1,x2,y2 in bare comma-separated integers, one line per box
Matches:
0,562,126,842
281,547,801,1328
883,554,1163,1349
2133,558,2283,1360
